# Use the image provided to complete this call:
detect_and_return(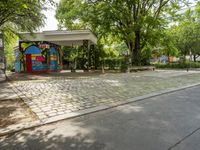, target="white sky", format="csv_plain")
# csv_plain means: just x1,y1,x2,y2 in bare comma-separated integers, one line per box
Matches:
41,0,60,31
